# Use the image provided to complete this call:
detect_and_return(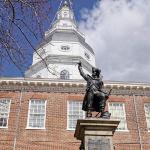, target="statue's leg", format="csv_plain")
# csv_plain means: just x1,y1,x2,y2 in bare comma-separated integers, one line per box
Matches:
97,92,106,113
86,92,94,117
99,95,111,119
100,98,106,113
